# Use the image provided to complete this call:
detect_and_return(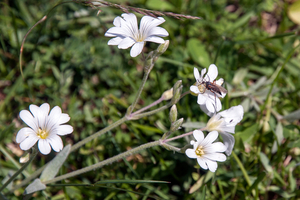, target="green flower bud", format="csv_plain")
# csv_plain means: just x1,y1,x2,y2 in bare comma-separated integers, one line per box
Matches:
169,105,177,123
170,118,184,132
